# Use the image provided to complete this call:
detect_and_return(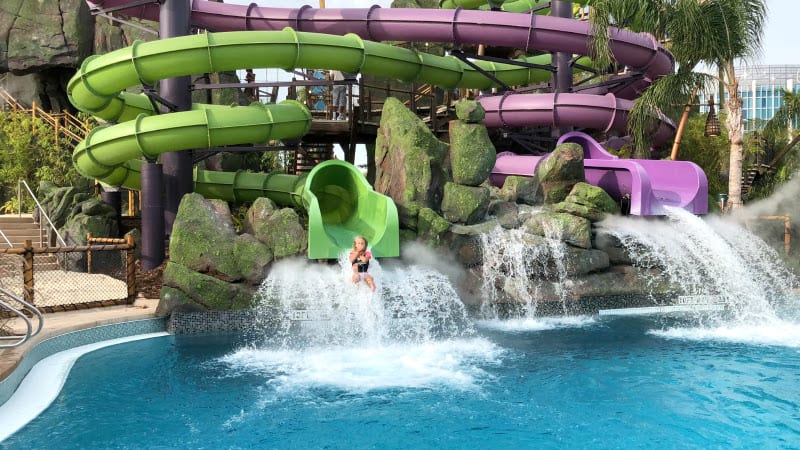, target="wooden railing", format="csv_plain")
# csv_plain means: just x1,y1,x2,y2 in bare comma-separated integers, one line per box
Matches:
0,87,92,147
